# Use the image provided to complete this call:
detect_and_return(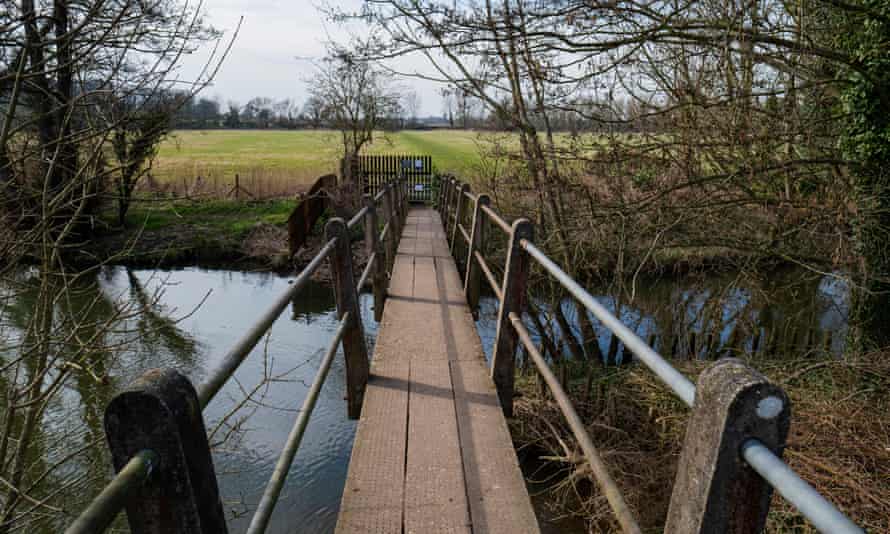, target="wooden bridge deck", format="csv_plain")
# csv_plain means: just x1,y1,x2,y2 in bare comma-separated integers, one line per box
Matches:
336,207,540,534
